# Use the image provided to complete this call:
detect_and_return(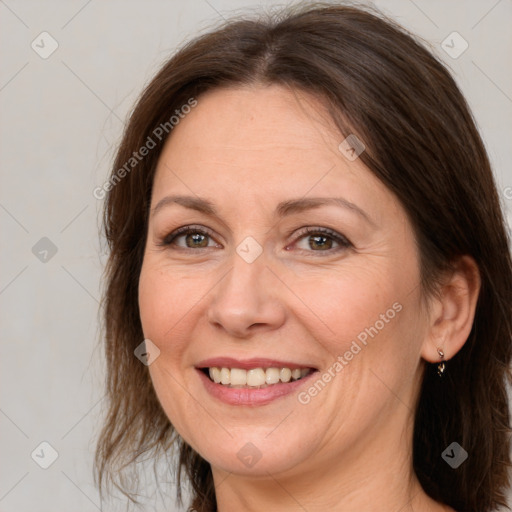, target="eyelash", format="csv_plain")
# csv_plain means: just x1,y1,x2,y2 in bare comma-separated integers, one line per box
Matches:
159,224,352,255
